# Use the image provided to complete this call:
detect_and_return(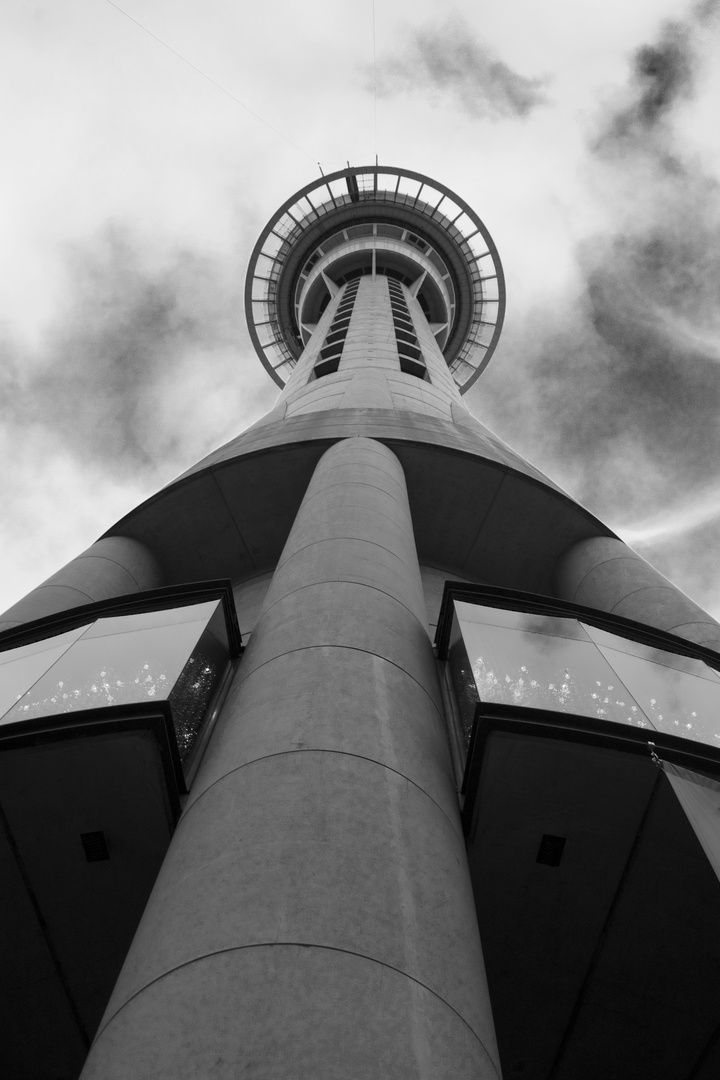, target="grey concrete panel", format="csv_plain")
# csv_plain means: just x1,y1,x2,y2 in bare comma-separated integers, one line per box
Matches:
0,585,97,630
83,945,501,1080
397,447,507,572
680,628,720,652
556,538,668,605
0,536,162,629
96,752,493,1042
421,564,478,637
611,586,720,632
290,393,348,416
111,472,258,582
341,370,394,410
267,537,429,630
212,451,319,572
171,408,540,480
465,471,600,594
556,537,720,650
240,580,441,707
270,495,417,559
186,645,458,820
232,572,274,638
